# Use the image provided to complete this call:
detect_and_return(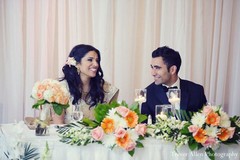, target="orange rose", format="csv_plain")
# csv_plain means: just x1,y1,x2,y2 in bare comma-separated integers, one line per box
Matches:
218,128,230,141
125,111,138,128
101,117,115,133
205,112,220,126
116,132,130,148
193,128,207,143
